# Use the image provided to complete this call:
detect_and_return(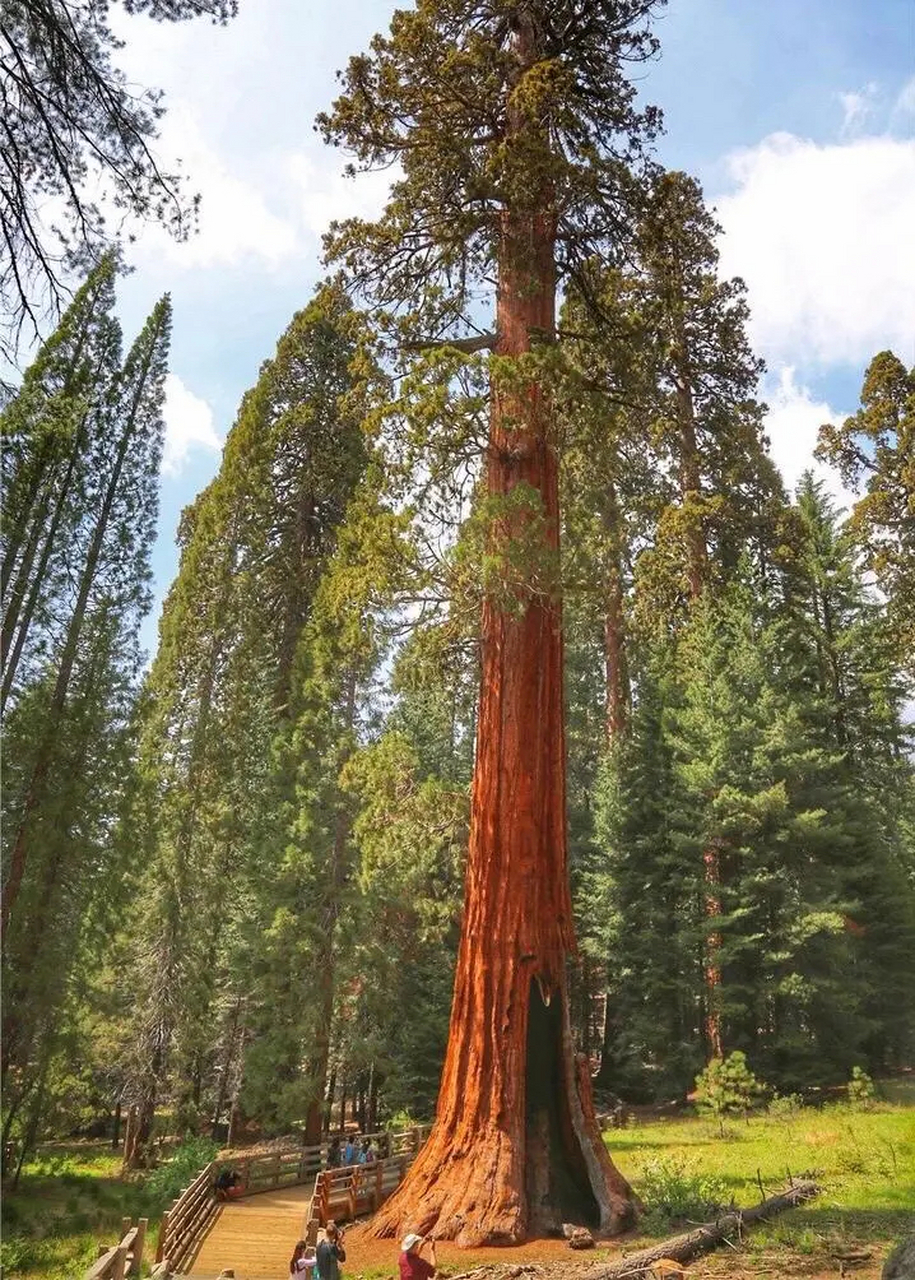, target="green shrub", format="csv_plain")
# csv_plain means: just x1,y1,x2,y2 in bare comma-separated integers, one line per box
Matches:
144,1136,218,1210
384,1109,420,1131
637,1155,729,1233
768,1091,804,1121
0,1236,31,1272
847,1066,875,1109
694,1051,765,1135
